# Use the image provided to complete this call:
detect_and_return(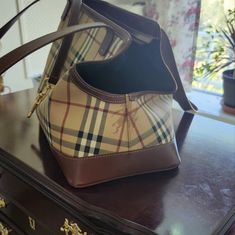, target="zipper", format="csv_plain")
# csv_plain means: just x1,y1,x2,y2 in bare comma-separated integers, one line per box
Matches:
27,78,52,118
